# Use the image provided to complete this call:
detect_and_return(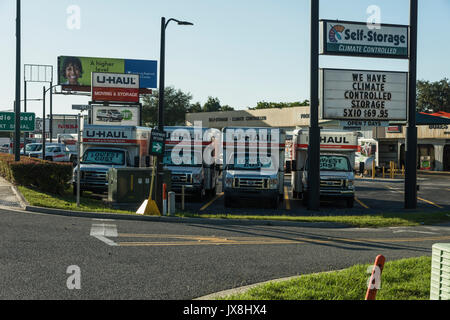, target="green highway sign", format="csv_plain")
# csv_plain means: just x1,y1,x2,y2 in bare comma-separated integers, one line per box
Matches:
0,112,36,132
